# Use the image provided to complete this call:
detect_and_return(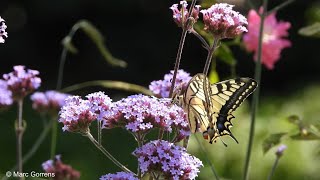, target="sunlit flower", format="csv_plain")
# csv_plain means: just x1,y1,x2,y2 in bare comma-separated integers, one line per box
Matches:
0,17,7,43
100,172,138,180
42,155,80,180
243,9,291,69
31,91,69,115
170,1,201,30
0,80,13,108
275,144,287,157
149,70,191,98
3,65,41,100
86,91,112,120
101,94,189,142
59,96,97,133
58,92,113,133
133,140,203,180
201,3,248,39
